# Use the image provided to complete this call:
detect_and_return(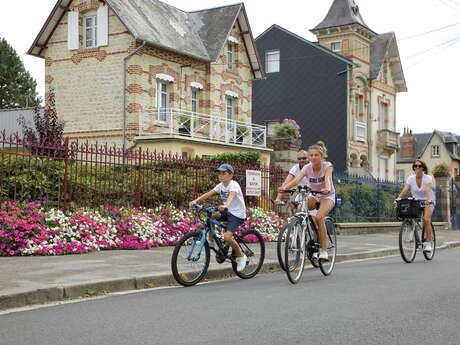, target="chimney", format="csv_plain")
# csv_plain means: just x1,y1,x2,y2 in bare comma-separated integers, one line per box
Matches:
400,127,414,158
